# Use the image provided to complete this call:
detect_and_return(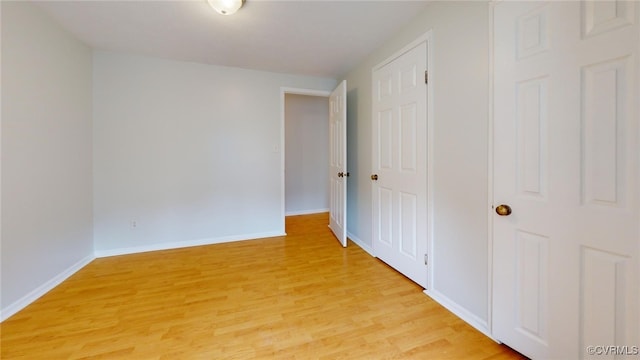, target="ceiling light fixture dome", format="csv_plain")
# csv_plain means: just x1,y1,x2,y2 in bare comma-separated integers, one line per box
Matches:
207,0,245,15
